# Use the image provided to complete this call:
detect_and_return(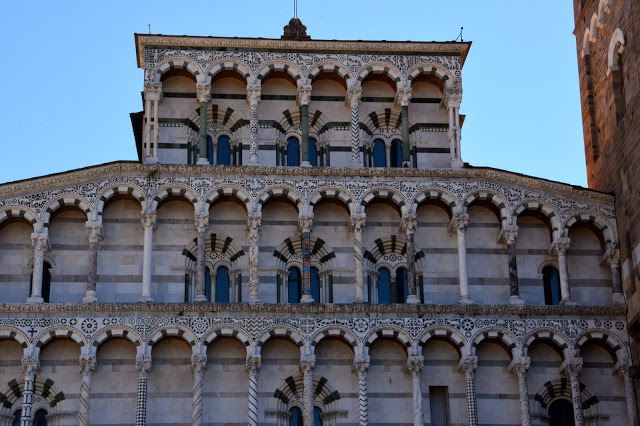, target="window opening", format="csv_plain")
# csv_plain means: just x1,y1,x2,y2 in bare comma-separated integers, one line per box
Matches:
373,139,386,167
288,266,301,303
543,265,561,305
215,265,230,303
218,135,231,165
287,137,300,166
